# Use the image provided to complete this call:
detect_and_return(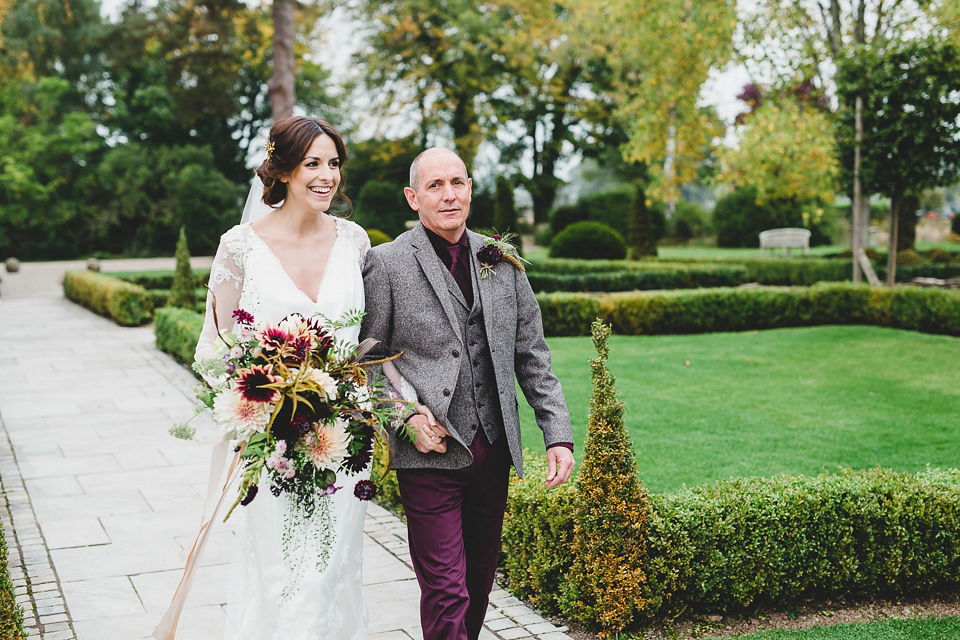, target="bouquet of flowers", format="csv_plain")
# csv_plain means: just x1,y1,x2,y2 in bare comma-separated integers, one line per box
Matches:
185,308,402,521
